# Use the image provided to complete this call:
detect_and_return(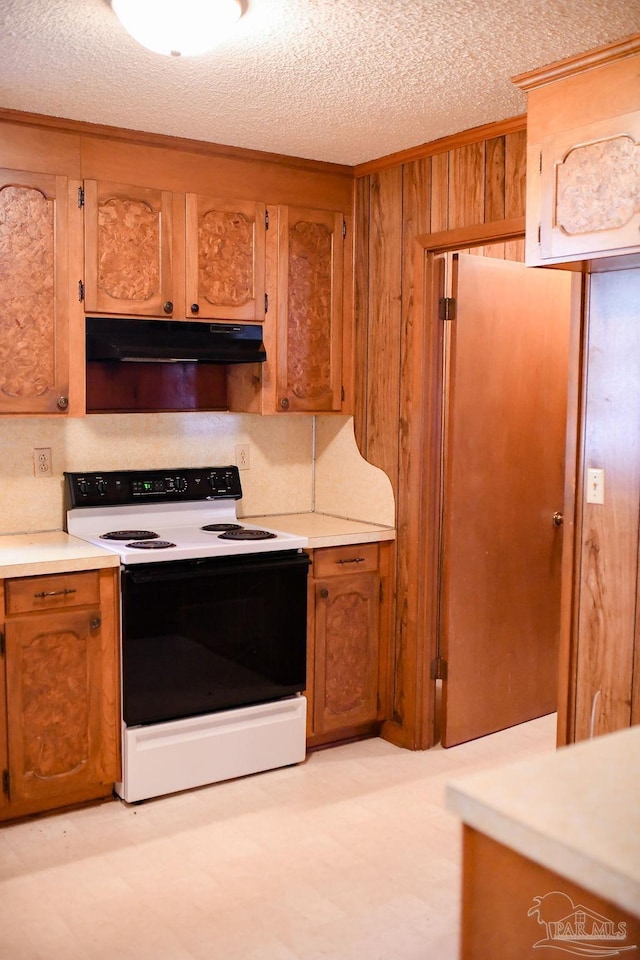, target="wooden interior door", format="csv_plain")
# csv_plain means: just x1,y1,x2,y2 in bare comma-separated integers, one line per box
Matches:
441,254,574,747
